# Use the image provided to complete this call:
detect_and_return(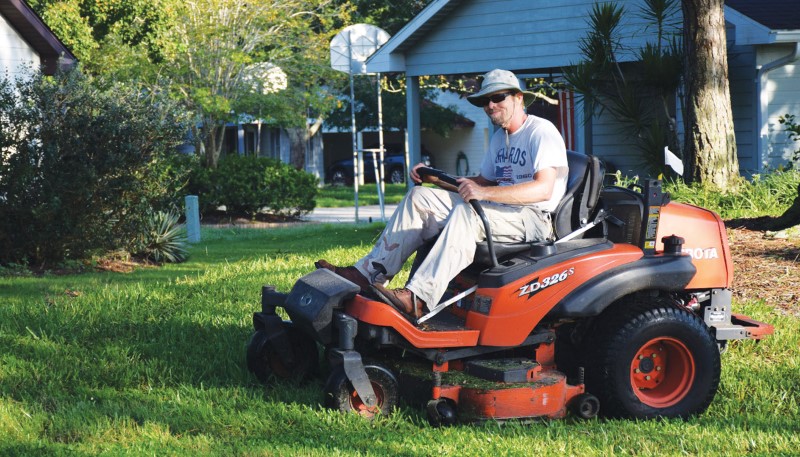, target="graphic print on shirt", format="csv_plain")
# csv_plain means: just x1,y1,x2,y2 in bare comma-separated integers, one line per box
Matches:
494,146,529,185
495,165,514,185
